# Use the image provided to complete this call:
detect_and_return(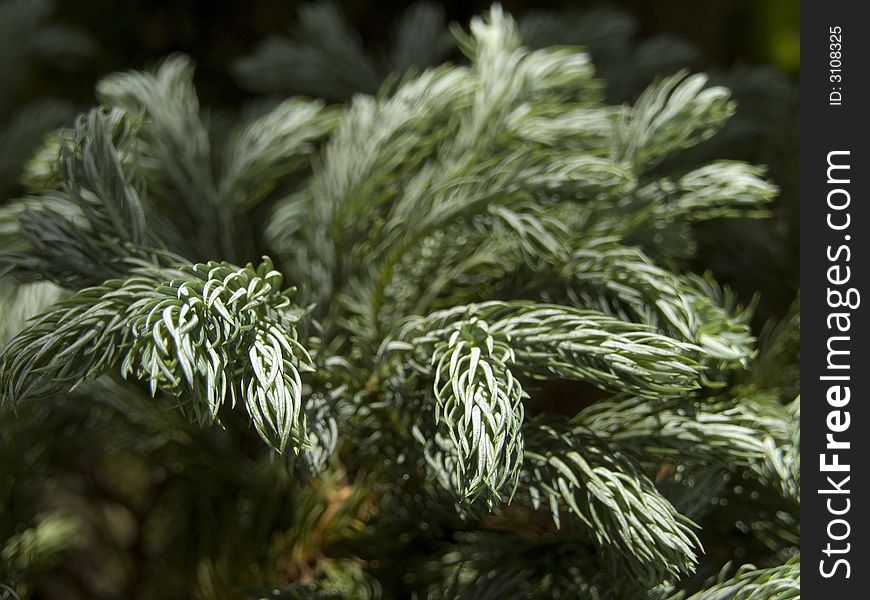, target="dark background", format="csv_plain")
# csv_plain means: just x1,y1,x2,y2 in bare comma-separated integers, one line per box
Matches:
36,0,798,109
